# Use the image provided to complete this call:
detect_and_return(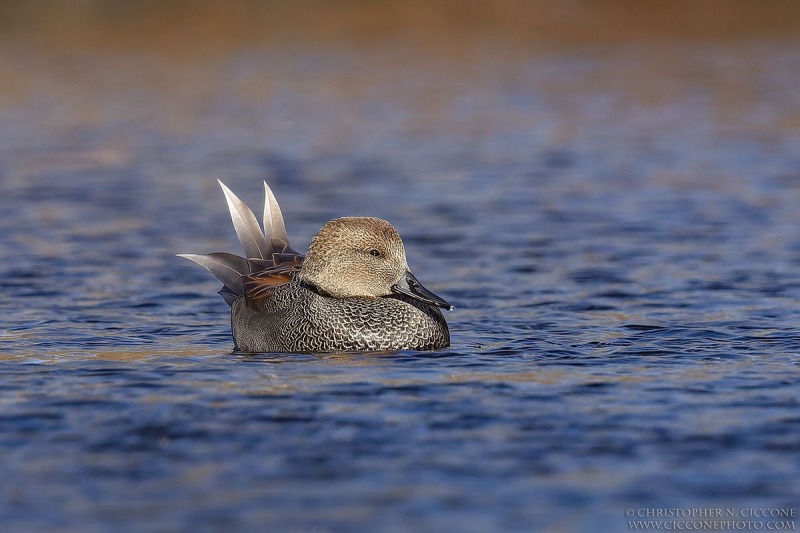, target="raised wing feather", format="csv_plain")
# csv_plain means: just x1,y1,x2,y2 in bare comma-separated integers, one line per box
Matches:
263,181,289,247
177,252,249,294
218,179,270,260
179,180,301,305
